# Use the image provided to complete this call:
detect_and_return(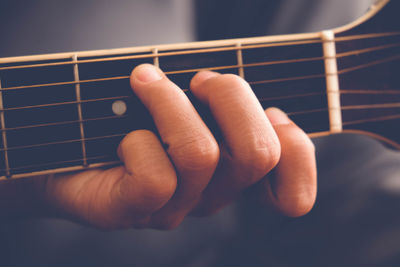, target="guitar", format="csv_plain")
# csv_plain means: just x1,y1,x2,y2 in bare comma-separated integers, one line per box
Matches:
0,0,399,180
